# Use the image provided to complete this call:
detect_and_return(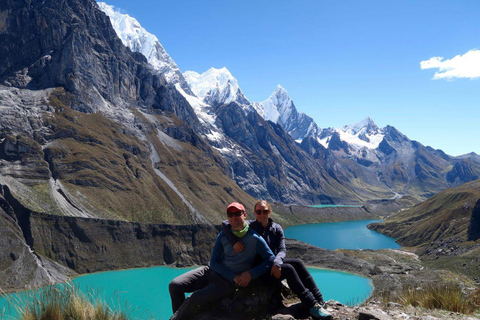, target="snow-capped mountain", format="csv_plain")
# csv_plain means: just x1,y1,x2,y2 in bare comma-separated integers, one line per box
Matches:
318,117,385,151
97,4,251,175
95,1,480,204
184,67,250,107
253,85,319,142
97,2,192,94
253,85,383,155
